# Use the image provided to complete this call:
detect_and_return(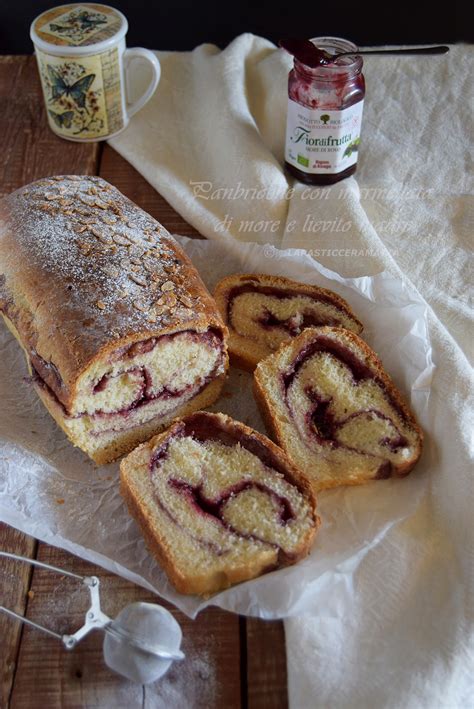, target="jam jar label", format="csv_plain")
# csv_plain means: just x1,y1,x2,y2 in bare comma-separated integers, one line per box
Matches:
285,99,364,174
